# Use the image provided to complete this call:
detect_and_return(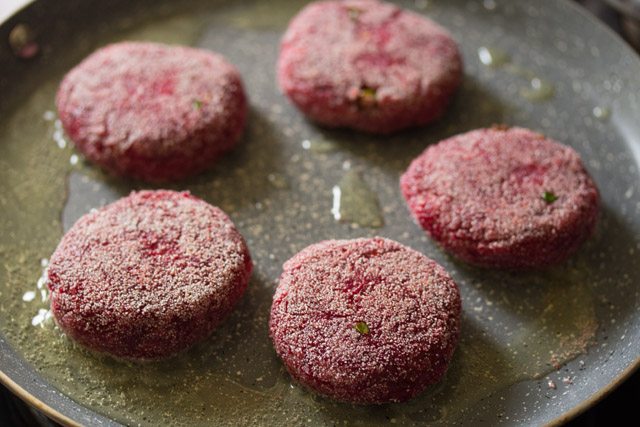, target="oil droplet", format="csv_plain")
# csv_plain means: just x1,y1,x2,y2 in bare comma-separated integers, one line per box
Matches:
331,170,384,228
478,47,509,67
36,275,46,289
510,279,597,377
31,308,52,327
70,154,79,165
331,187,342,220
53,120,67,149
520,77,555,102
36,264,48,290
301,138,337,153
414,0,429,10
43,111,55,121
22,291,36,302
267,172,288,189
592,106,610,120
483,0,497,10
504,63,536,79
